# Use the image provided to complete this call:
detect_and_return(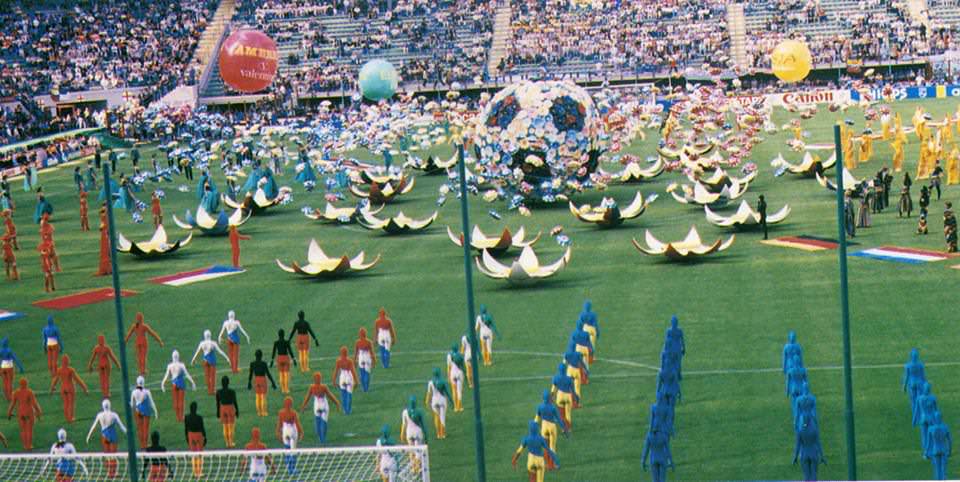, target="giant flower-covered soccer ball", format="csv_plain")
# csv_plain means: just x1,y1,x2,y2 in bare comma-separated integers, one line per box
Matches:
472,81,604,204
